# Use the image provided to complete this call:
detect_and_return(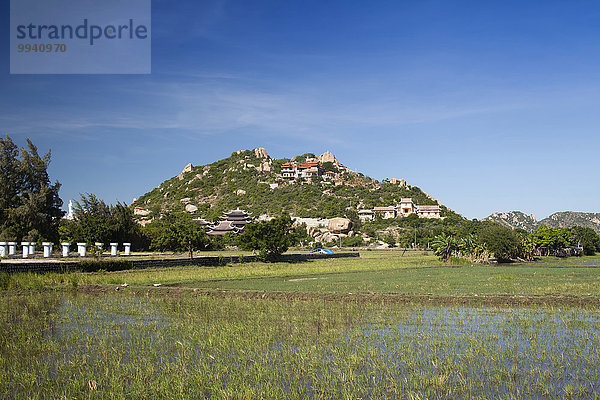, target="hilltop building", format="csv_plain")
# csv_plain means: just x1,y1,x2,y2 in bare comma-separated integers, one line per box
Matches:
278,153,350,182
281,161,325,180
